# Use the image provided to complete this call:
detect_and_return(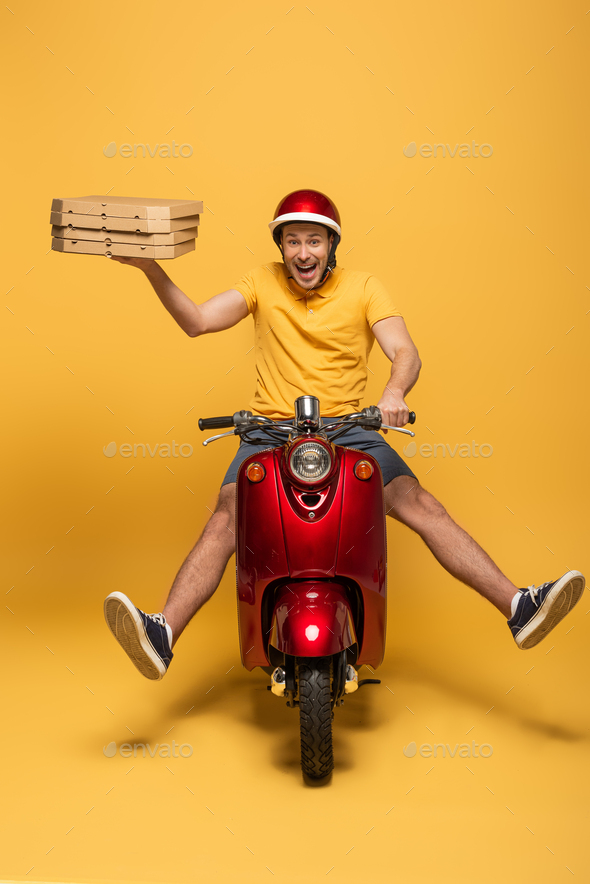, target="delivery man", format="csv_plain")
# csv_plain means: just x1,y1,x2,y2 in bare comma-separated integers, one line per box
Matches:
103,189,585,680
